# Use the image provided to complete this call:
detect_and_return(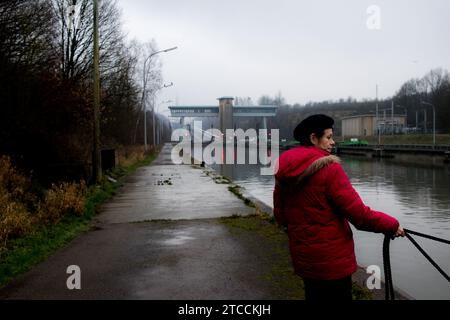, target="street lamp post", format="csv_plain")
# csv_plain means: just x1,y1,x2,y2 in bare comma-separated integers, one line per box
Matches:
395,104,407,134
421,101,436,146
152,83,173,148
376,85,380,144
142,47,177,151
155,99,174,145
391,100,394,135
